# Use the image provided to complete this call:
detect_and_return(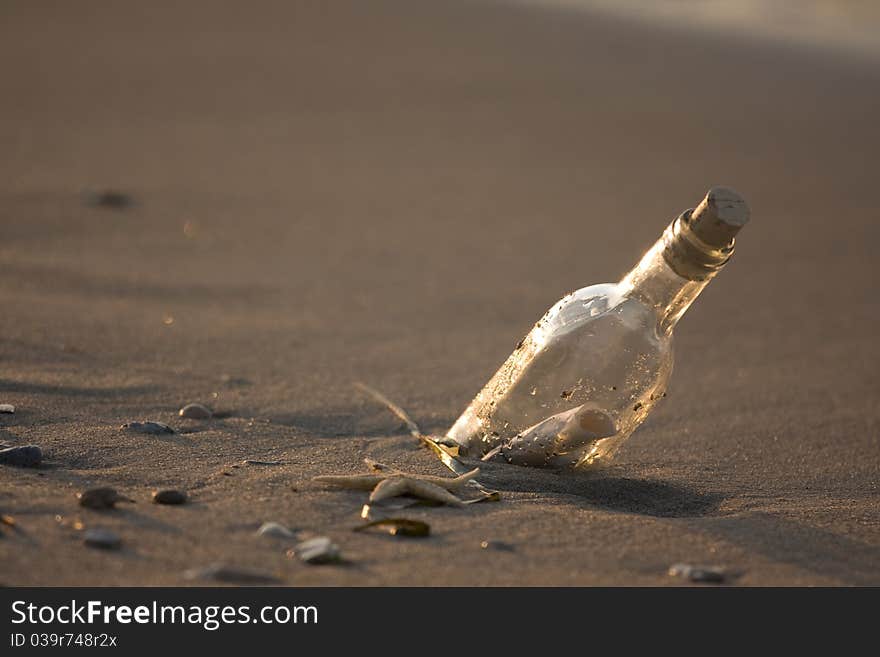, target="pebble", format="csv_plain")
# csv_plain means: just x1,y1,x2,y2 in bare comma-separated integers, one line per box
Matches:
78,488,135,510
668,563,727,584
152,489,188,505
184,564,281,585
83,528,122,550
0,445,42,468
0,404,14,413
121,421,175,435
289,537,341,565
256,522,297,539
83,190,134,209
179,403,212,420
